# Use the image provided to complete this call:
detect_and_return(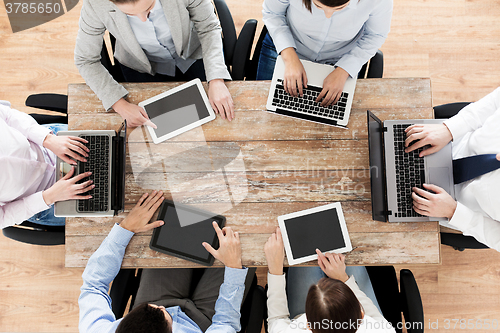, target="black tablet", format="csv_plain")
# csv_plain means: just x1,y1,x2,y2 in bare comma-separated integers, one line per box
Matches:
150,200,226,266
